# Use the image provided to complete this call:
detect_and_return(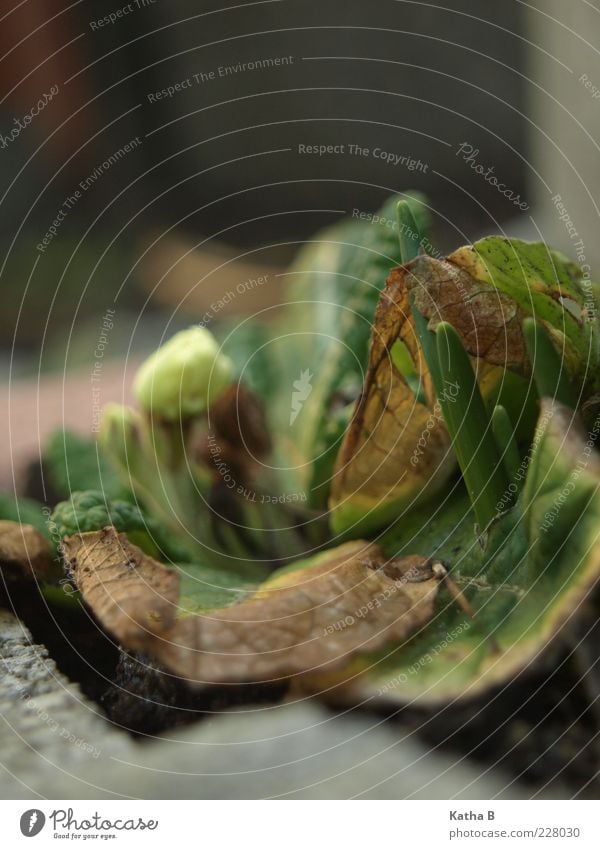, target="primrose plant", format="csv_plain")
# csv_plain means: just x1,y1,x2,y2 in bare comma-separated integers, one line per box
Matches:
98,325,316,570
38,191,600,706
